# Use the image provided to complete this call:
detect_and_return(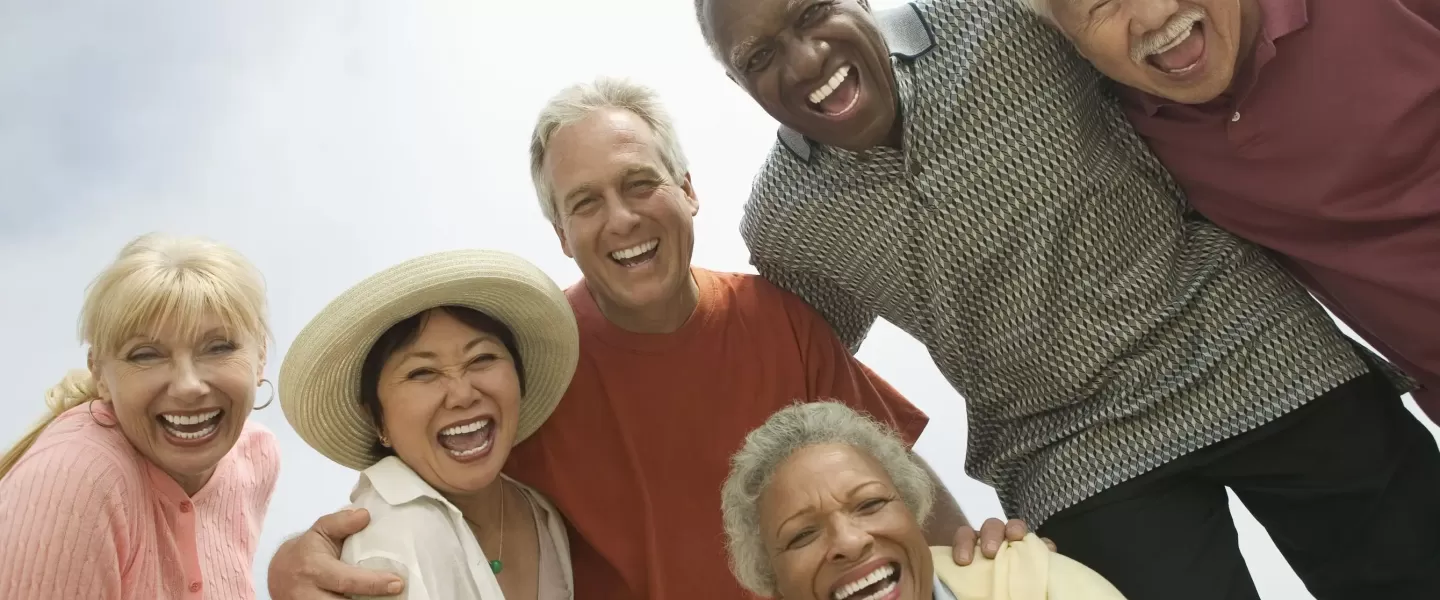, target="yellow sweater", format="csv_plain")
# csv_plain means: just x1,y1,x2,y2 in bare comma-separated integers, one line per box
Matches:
930,534,1127,600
